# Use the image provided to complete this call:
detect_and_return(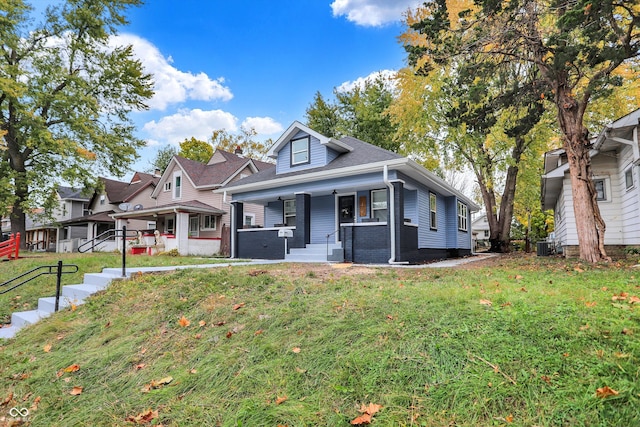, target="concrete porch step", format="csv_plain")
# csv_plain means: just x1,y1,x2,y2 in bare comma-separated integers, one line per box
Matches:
0,326,18,339
37,296,77,314
11,310,52,329
61,284,105,302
